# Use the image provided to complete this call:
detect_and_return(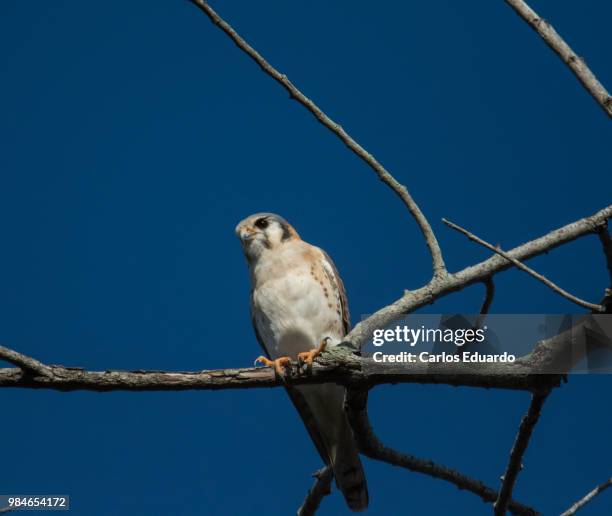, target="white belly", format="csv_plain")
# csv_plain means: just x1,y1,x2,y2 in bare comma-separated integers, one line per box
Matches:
252,271,343,359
